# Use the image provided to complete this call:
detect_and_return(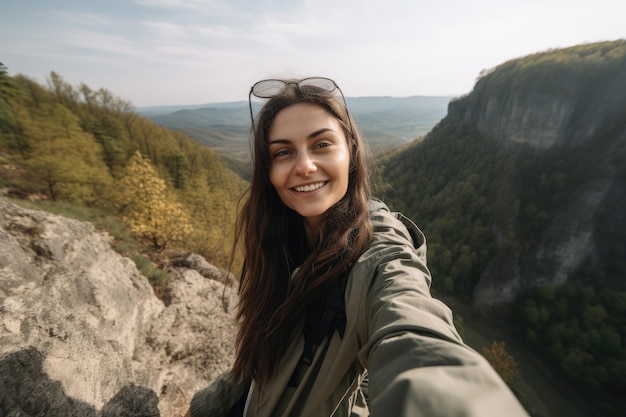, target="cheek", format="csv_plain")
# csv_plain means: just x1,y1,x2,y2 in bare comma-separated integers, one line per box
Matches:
269,164,283,189
269,167,277,189
338,150,351,185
